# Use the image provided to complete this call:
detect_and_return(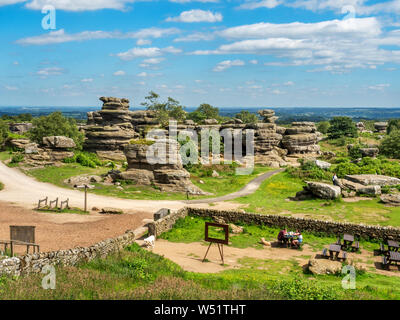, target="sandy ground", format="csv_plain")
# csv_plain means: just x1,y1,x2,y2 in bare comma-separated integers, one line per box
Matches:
137,238,400,277
0,201,152,254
